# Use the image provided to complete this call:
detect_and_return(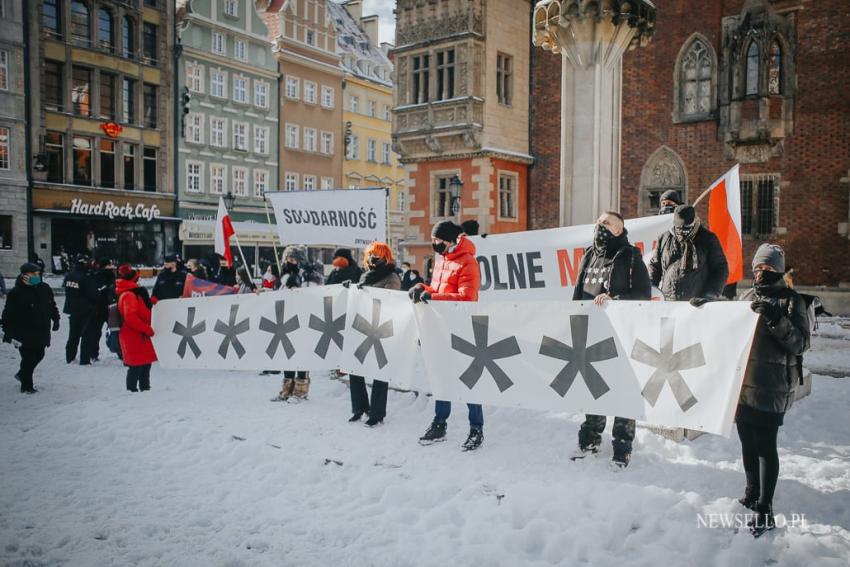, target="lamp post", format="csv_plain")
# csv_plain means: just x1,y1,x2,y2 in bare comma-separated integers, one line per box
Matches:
449,174,463,219
223,190,236,212
532,0,656,226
